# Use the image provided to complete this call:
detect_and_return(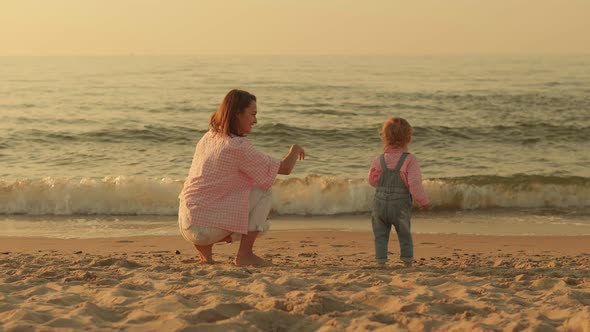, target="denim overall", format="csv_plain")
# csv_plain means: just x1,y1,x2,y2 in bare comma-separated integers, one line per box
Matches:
372,152,413,263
